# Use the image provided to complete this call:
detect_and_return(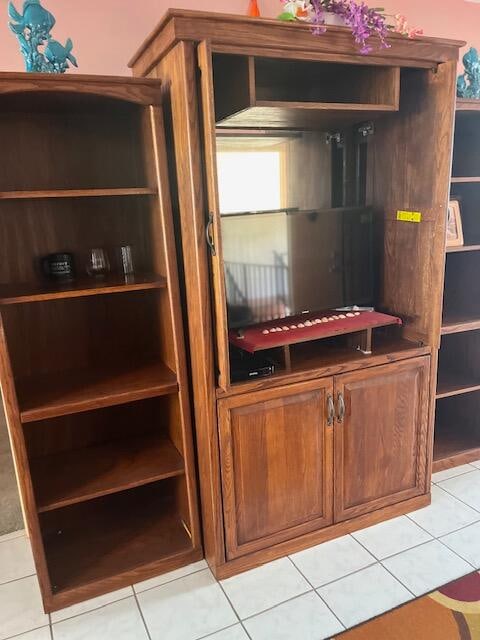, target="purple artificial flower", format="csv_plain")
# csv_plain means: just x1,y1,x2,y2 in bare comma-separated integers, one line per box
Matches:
281,0,390,53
